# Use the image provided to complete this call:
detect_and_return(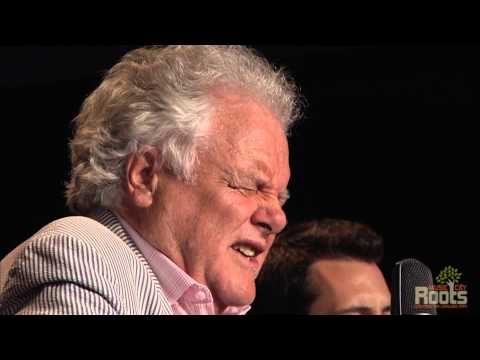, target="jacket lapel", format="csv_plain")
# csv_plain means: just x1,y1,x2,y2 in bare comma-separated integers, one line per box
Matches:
91,208,170,309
